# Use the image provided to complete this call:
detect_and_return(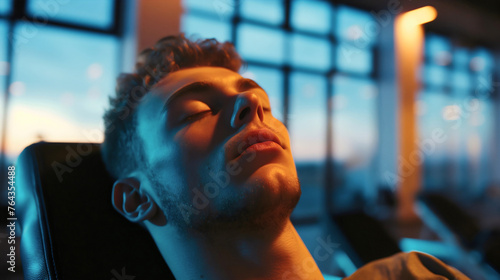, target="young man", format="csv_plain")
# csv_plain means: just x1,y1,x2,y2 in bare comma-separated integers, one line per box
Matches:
102,34,469,280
